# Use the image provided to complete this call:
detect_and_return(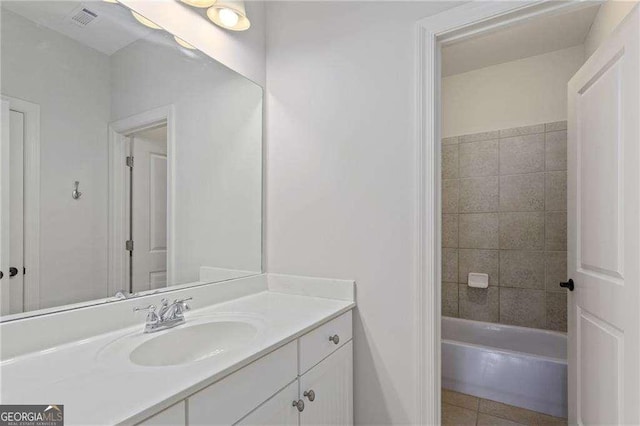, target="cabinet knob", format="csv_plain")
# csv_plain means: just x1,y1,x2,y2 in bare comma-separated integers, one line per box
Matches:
329,334,340,345
303,389,316,402
292,399,305,412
